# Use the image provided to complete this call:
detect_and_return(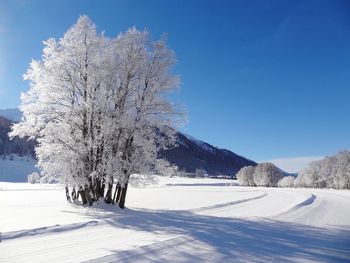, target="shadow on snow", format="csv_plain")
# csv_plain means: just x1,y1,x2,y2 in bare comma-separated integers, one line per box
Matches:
65,203,350,262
